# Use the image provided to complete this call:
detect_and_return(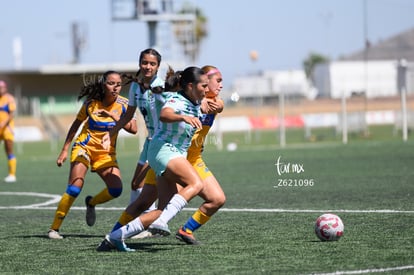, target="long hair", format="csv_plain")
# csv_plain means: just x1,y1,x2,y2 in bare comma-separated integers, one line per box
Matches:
123,48,162,86
78,70,119,101
179,66,205,90
164,66,183,92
